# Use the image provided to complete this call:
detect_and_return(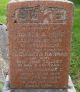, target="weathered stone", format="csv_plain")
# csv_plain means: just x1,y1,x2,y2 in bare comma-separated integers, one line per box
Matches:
8,0,73,88
0,24,8,61
0,24,8,82
2,76,76,92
